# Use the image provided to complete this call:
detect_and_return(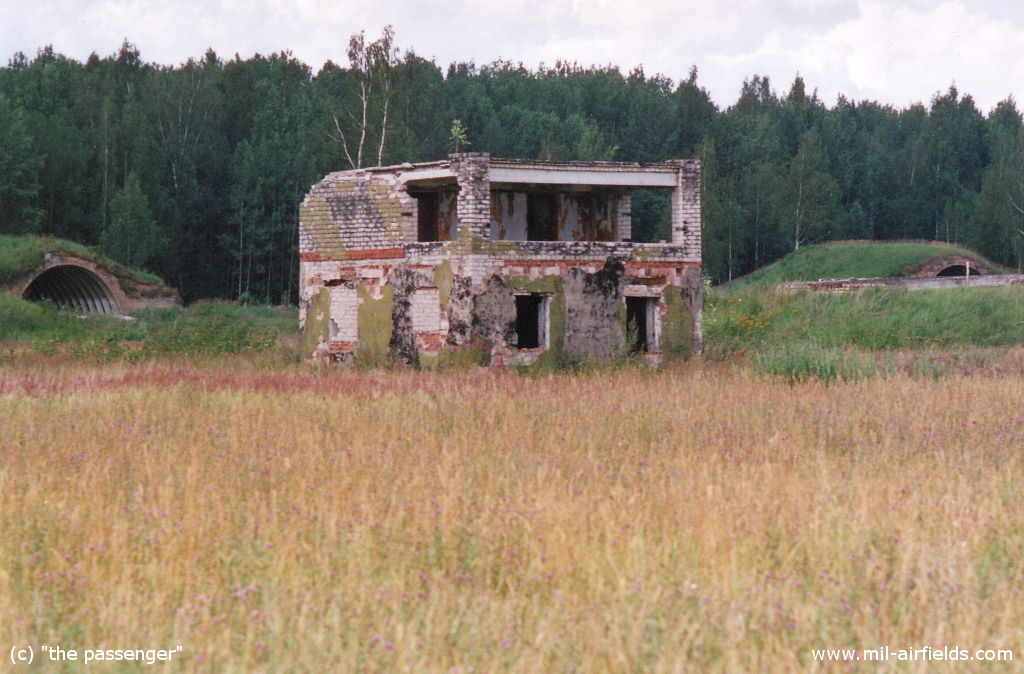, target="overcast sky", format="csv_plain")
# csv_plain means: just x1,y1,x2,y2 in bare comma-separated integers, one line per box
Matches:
3,0,1022,113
